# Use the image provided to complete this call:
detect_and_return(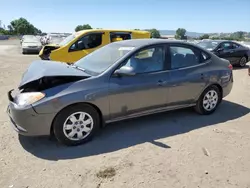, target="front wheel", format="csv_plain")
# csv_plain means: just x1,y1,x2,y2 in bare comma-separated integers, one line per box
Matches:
195,85,221,115
53,104,100,146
